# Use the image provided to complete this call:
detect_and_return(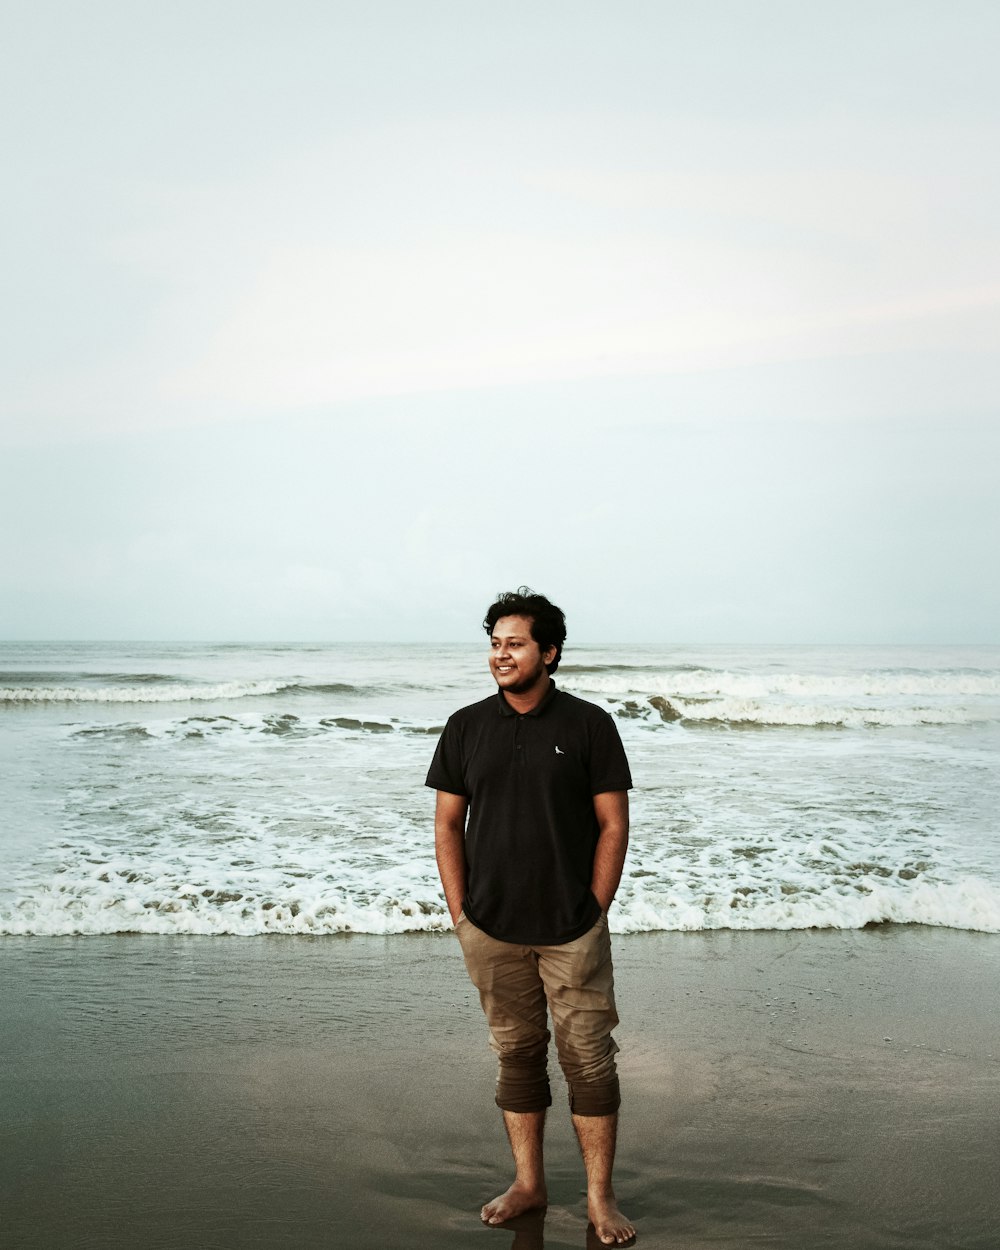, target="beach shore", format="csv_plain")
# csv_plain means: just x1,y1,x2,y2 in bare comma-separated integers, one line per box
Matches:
2,928,997,1249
